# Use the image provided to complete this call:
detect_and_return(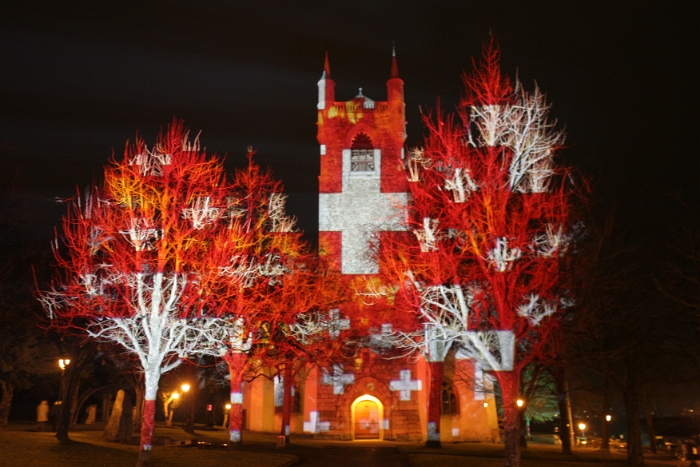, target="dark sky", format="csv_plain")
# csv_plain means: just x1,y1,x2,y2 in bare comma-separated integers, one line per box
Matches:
1,1,698,251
